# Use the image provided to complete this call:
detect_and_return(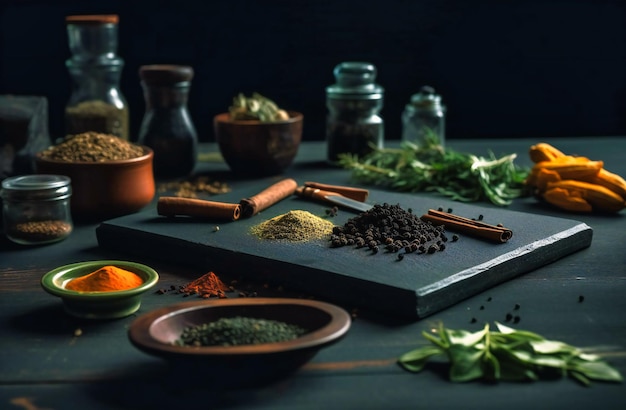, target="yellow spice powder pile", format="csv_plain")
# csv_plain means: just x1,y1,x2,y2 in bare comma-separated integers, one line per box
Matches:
250,210,335,242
